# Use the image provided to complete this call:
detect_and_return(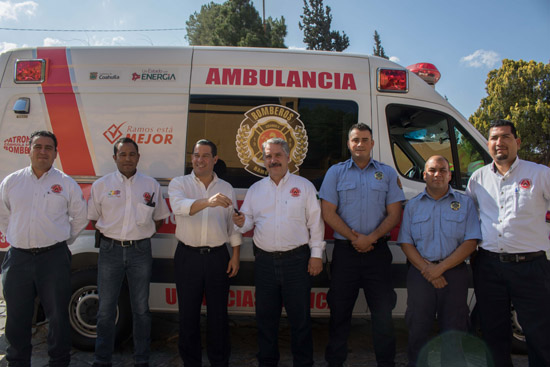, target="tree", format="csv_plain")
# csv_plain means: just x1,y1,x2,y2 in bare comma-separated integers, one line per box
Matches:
372,30,388,59
186,0,287,48
298,0,349,52
470,59,550,165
